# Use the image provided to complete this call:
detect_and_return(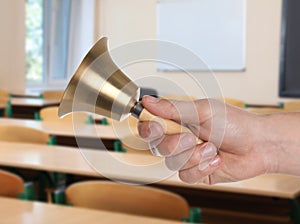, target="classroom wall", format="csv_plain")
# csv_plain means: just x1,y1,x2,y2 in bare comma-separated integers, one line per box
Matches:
0,0,285,104
97,0,283,104
0,0,26,93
